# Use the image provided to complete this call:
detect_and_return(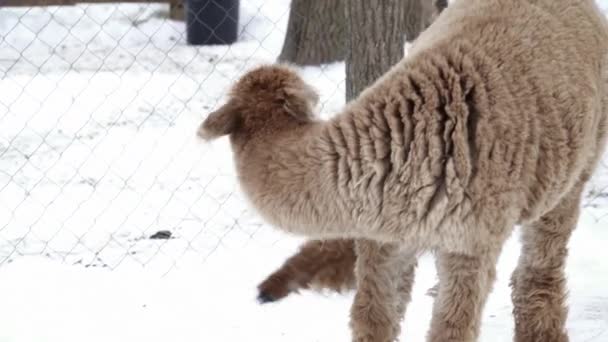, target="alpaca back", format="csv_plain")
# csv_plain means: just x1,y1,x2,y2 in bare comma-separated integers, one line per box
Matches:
314,0,608,242
434,0,606,222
